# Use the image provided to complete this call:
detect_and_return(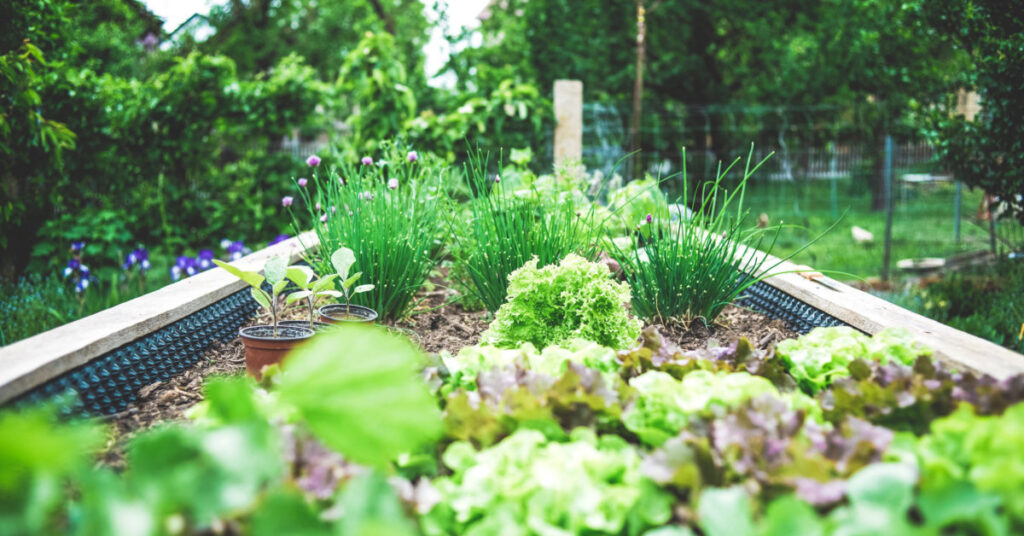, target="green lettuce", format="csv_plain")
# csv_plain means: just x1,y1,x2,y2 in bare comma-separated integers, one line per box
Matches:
481,254,642,350
422,428,672,535
623,370,818,445
776,327,931,393
442,339,619,389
